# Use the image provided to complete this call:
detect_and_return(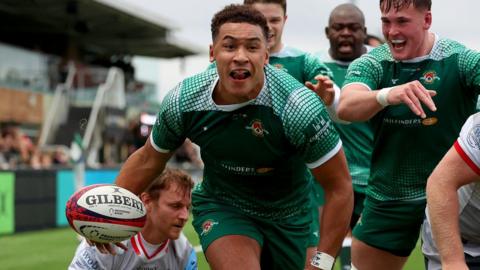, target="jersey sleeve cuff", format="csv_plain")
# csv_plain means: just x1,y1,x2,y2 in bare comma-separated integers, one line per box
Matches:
326,84,350,124
306,140,342,169
341,82,372,92
149,135,171,153
454,140,480,176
